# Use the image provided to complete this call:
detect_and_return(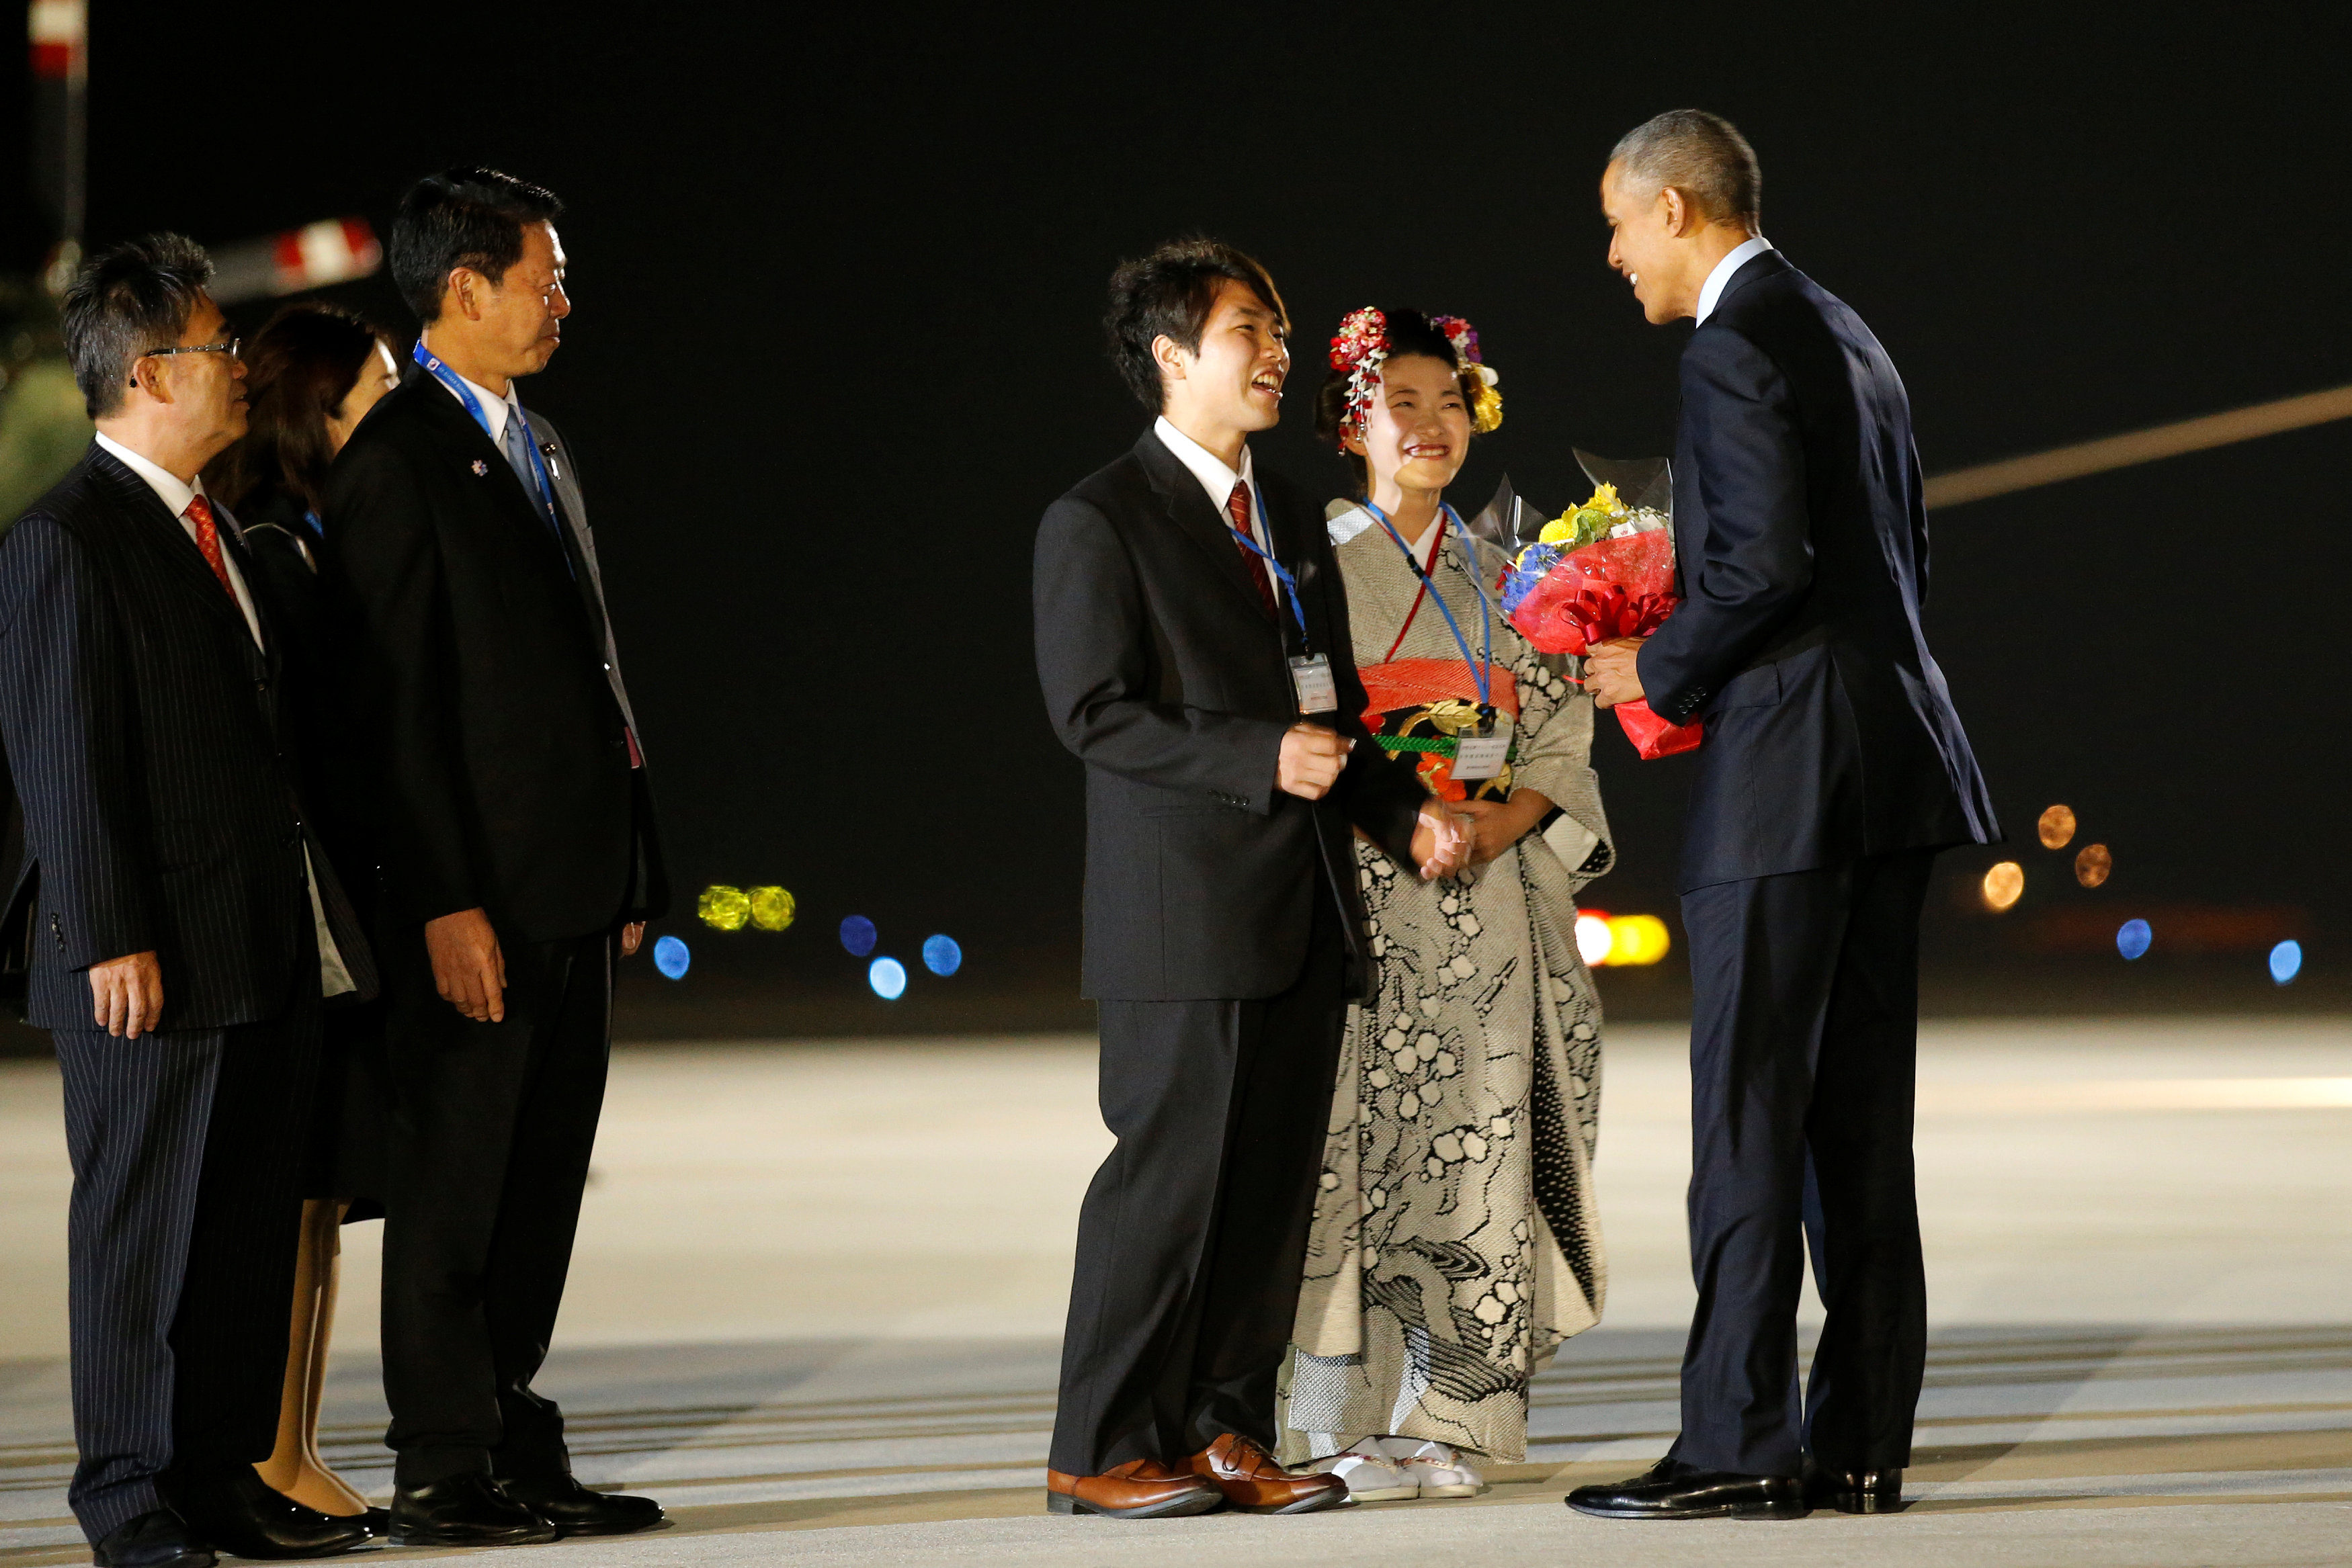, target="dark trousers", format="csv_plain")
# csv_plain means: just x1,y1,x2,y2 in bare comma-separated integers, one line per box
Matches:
379,928,612,1489
56,989,319,1541
1050,887,1347,1477
1667,848,1936,1478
